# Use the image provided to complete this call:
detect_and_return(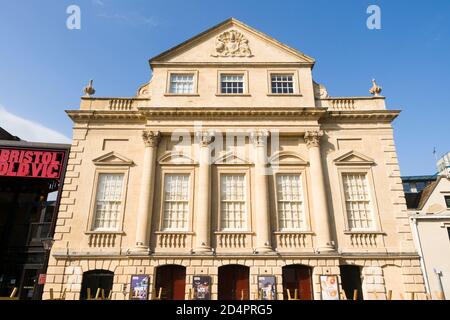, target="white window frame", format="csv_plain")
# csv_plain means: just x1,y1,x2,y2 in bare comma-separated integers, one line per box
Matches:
161,173,191,231
86,167,129,233
267,70,301,96
216,70,250,95
274,172,308,231
216,167,252,232
337,167,381,232
158,167,195,232
165,70,199,95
